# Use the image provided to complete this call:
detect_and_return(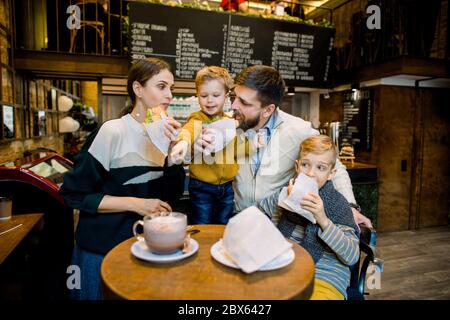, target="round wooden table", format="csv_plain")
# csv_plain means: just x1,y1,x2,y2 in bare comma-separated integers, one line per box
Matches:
101,225,315,300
